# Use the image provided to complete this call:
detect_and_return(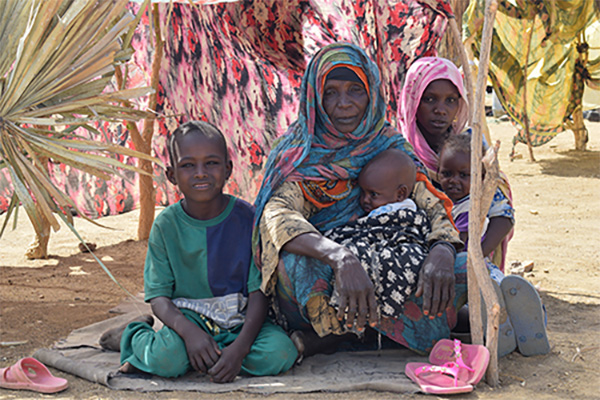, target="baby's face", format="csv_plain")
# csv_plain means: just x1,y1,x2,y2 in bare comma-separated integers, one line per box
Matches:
358,163,404,214
438,148,470,202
